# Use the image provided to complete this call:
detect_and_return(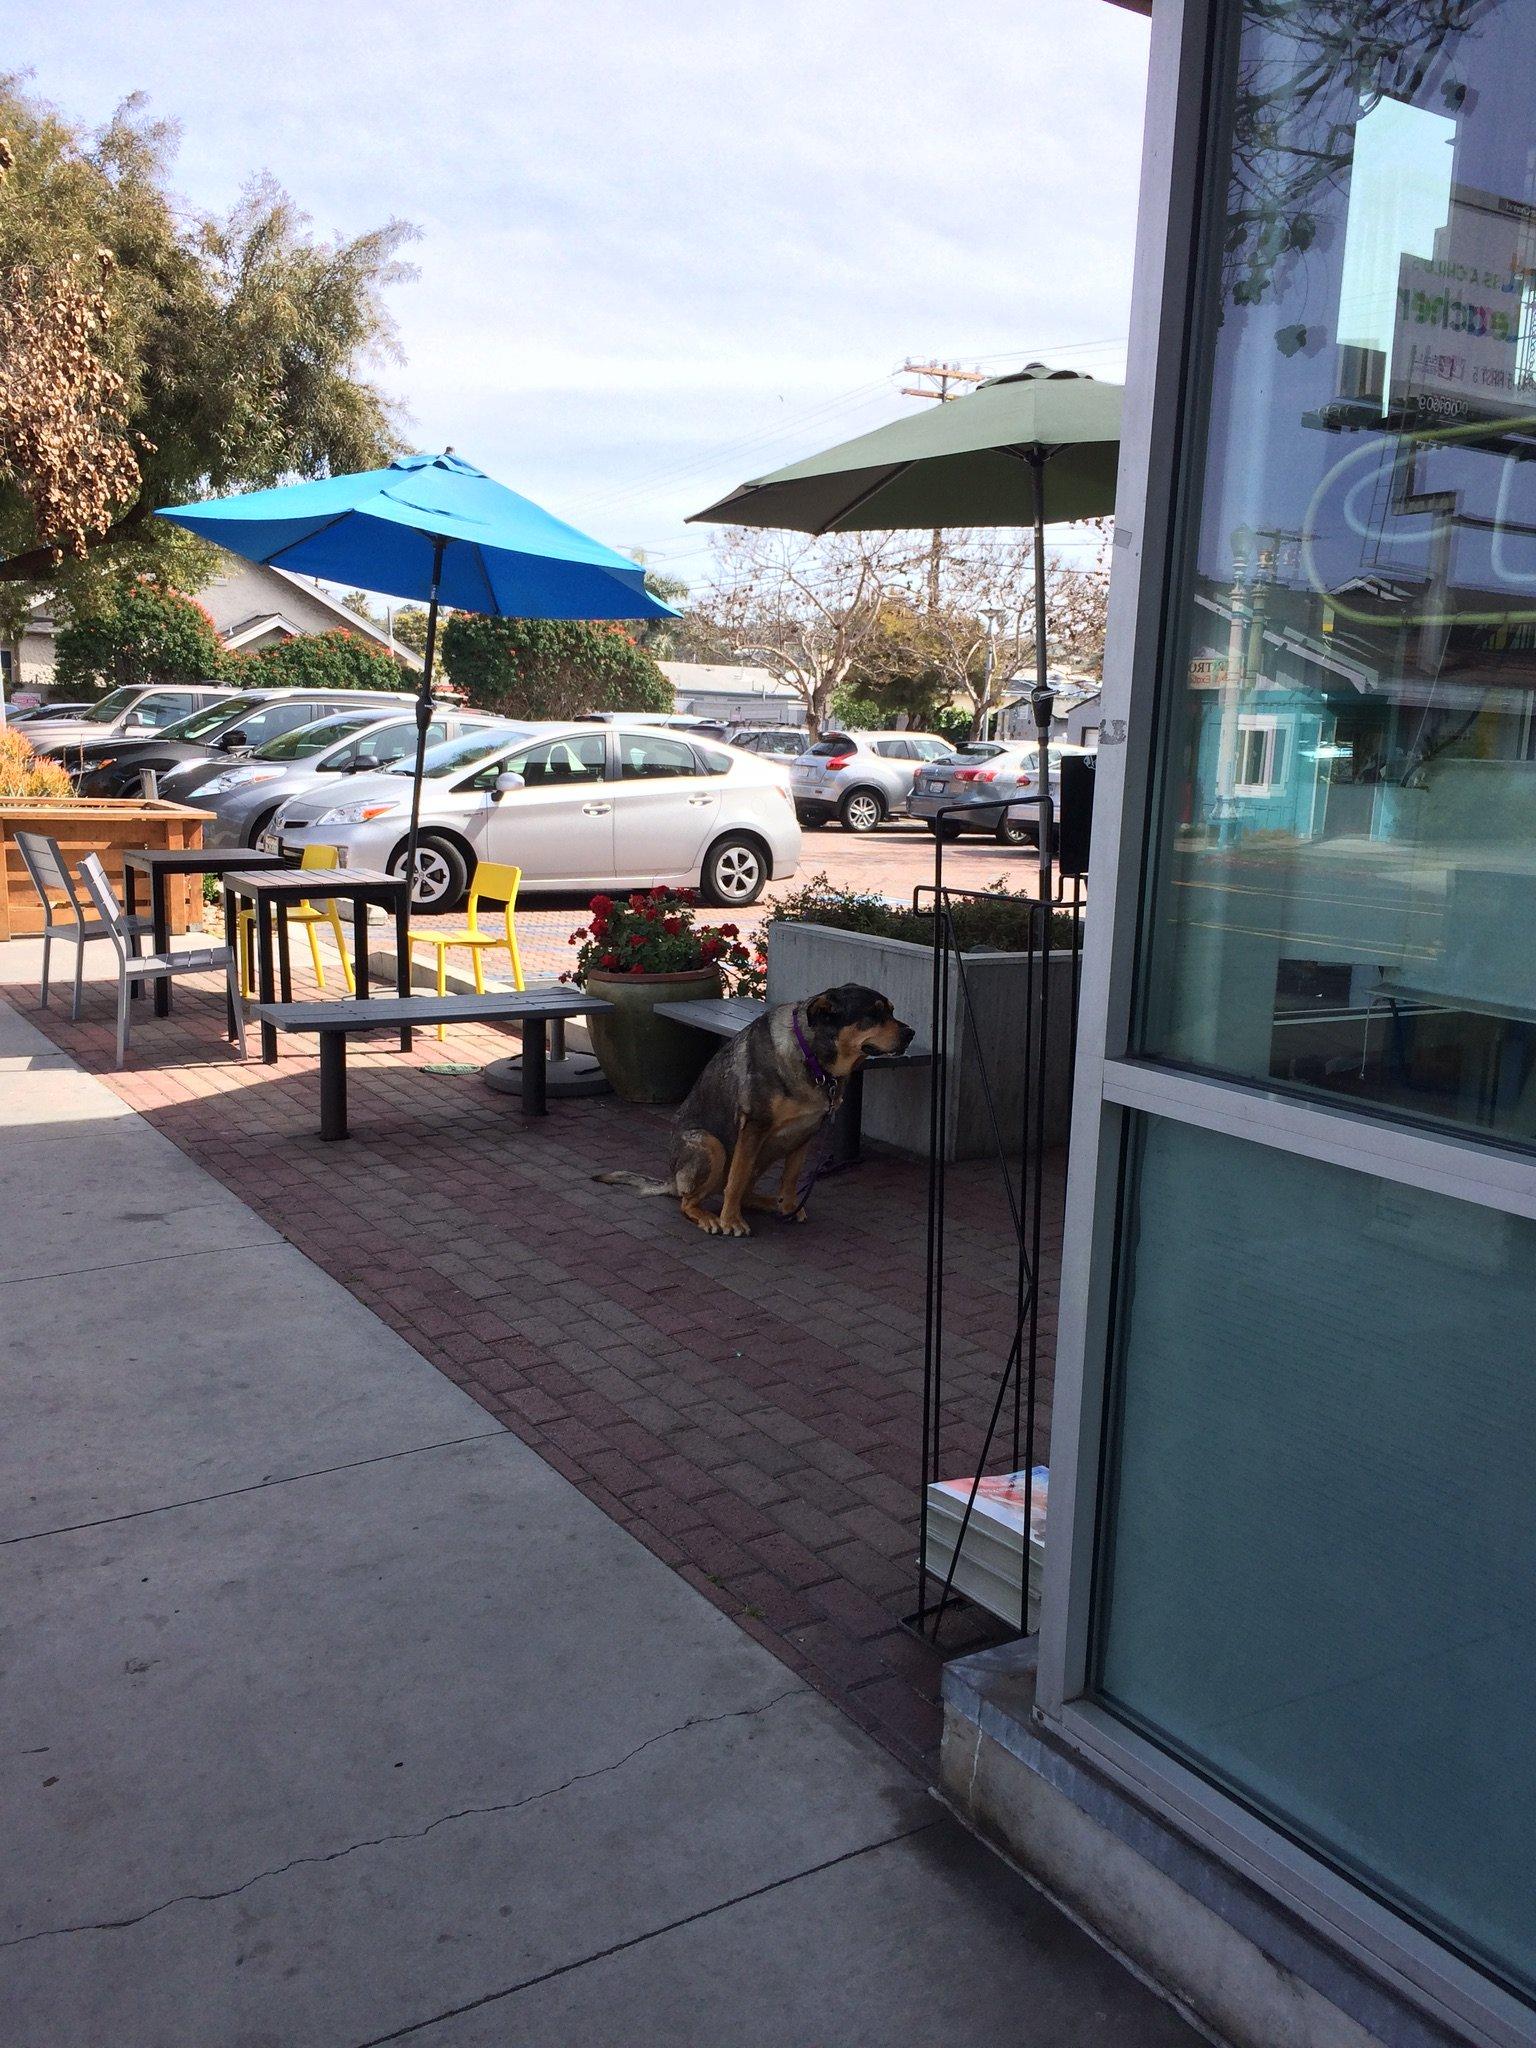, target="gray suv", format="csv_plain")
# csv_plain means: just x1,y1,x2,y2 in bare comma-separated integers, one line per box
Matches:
788,729,952,831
